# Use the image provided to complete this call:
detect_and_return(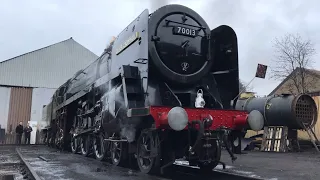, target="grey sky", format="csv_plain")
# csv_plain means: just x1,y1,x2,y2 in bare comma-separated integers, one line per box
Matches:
1,0,319,95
